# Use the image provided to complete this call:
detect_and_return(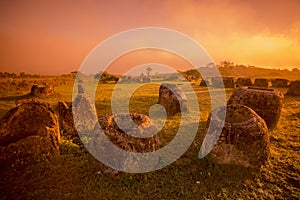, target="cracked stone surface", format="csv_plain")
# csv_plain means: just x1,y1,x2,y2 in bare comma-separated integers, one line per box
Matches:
228,86,284,130
158,83,187,115
204,104,270,167
0,100,60,168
